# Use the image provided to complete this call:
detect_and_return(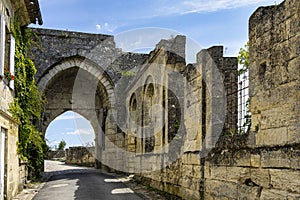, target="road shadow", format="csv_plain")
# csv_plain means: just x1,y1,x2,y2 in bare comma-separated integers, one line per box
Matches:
35,166,142,200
